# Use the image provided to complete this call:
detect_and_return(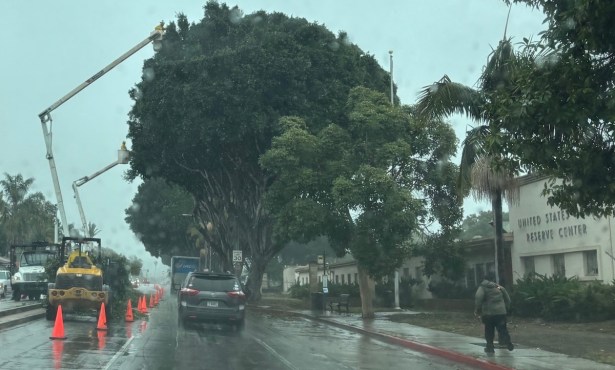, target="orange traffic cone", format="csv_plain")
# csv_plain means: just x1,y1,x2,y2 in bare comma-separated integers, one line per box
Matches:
141,295,148,314
149,294,154,309
97,302,108,331
125,299,134,322
137,296,143,313
154,292,159,306
50,305,67,340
